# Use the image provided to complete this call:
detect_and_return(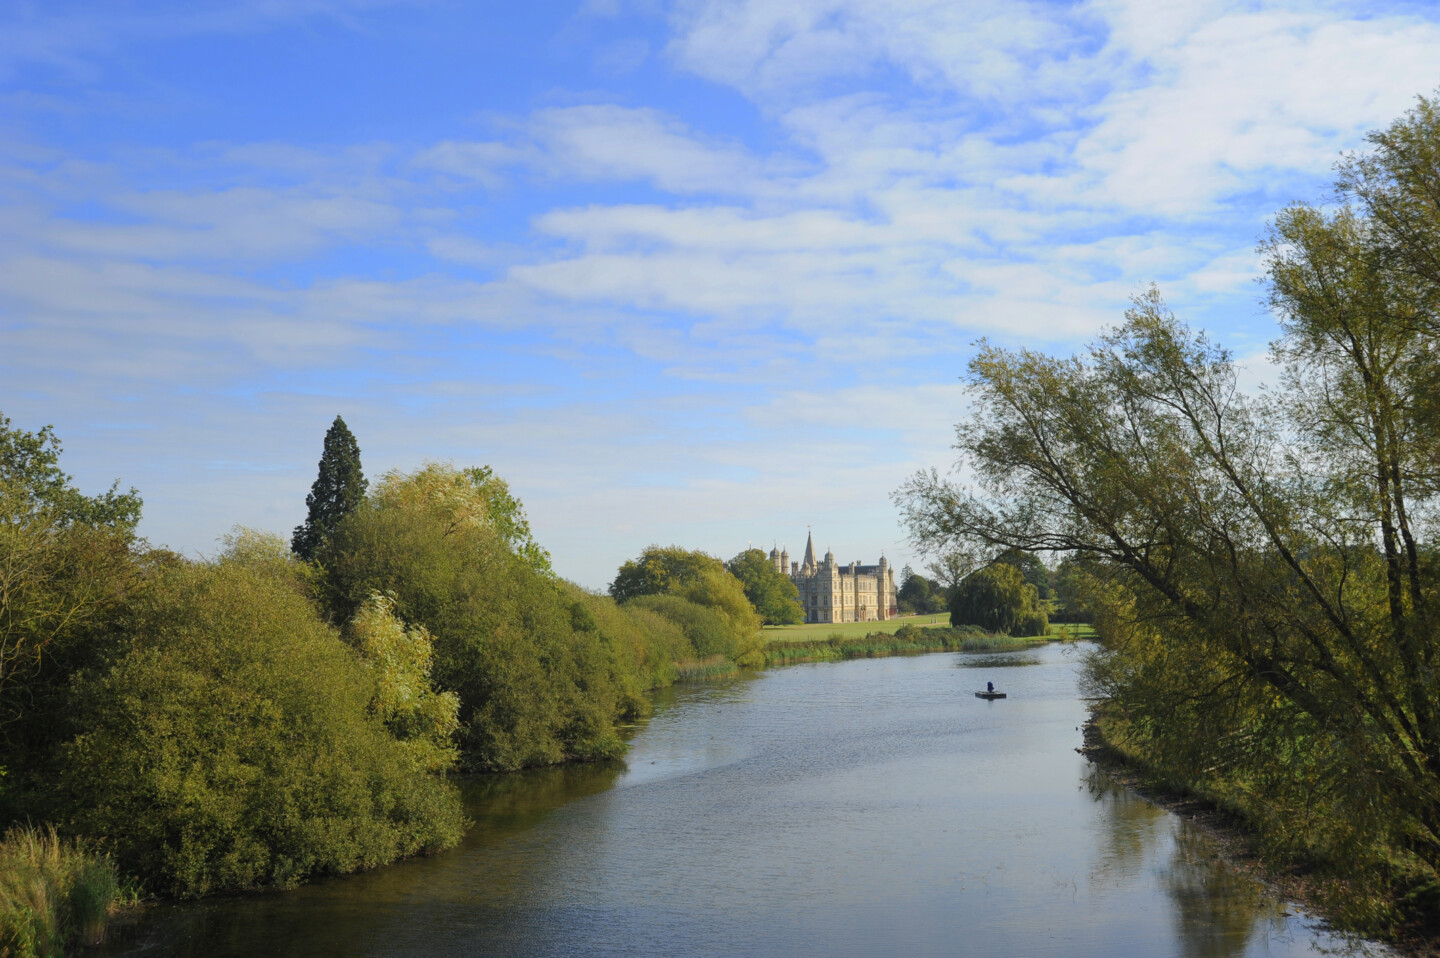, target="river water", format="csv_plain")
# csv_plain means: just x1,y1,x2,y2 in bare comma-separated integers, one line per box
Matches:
99,643,1386,957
